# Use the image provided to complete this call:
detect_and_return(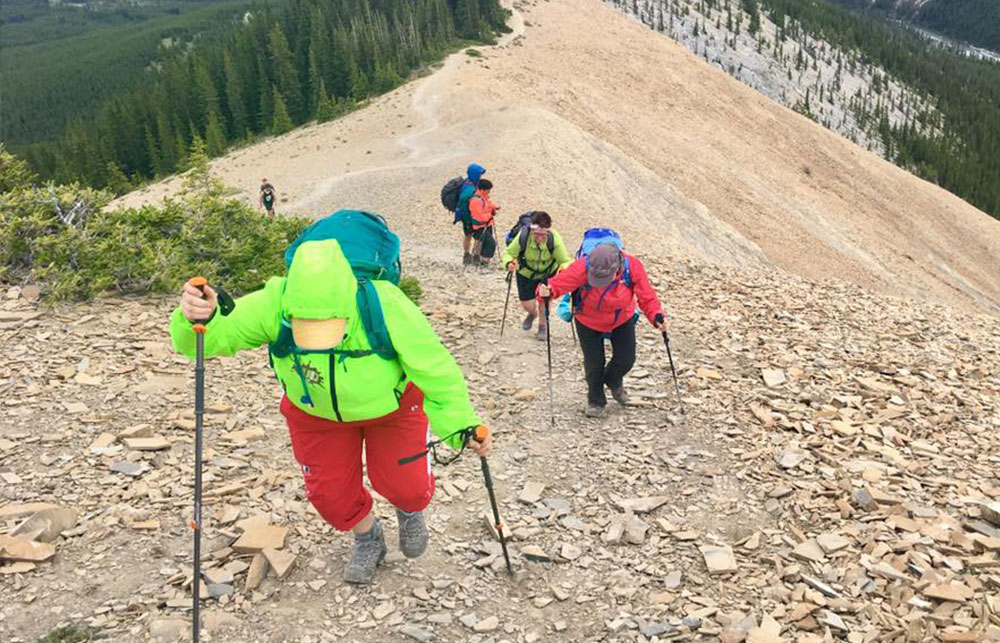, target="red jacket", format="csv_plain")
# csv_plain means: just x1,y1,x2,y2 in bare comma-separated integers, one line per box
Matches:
543,252,665,333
